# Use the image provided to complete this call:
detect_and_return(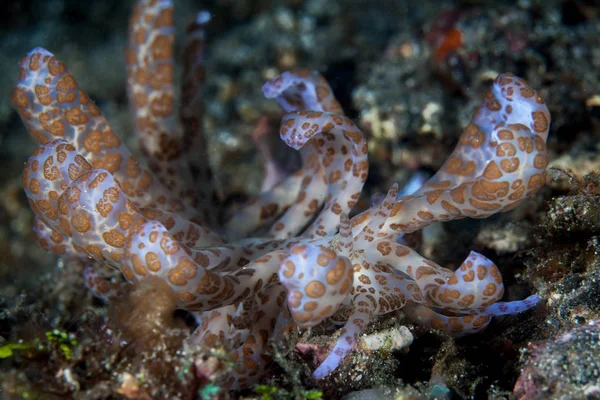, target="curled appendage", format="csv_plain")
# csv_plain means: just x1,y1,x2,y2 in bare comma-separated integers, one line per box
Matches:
316,273,413,376
313,294,373,379
126,0,198,209
473,73,551,142
262,69,343,113
123,220,234,306
32,216,85,258
280,243,353,327
404,294,539,336
363,241,506,312
83,265,130,301
11,47,199,218
58,169,144,269
22,140,92,223
227,286,287,389
124,220,287,310
376,73,550,237
312,248,417,377
424,73,550,191
363,241,537,335
24,140,224,269
421,251,505,313
22,141,119,261
192,290,285,390
189,305,248,349
23,141,145,265
278,111,368,238
228,68,344,239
